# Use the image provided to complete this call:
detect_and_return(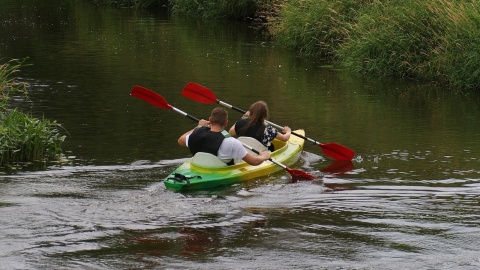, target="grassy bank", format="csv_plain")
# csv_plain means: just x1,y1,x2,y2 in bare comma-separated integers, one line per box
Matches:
0,60,65,169
269,0,480,91
87,0,480,91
